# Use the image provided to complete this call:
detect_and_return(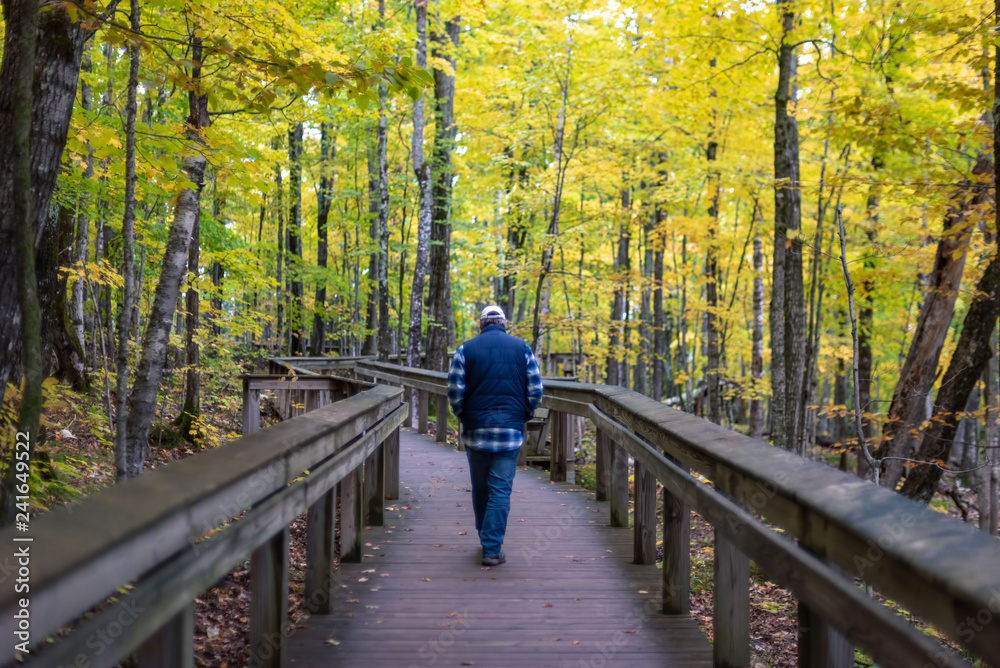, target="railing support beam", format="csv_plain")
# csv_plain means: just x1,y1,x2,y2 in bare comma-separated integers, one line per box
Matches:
365,442,385,526
595,427,611,502
633,460,656,564
798,552,853,668
550,411,570,482
305,487,337,615
385,426,400,500
250,527,289,668
404,387,414,428
608,438,629,528
340,465,364,562
137,603,193,668
242,381,260,435
662,478,691,615
713,530,750,668
417,390,428,434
